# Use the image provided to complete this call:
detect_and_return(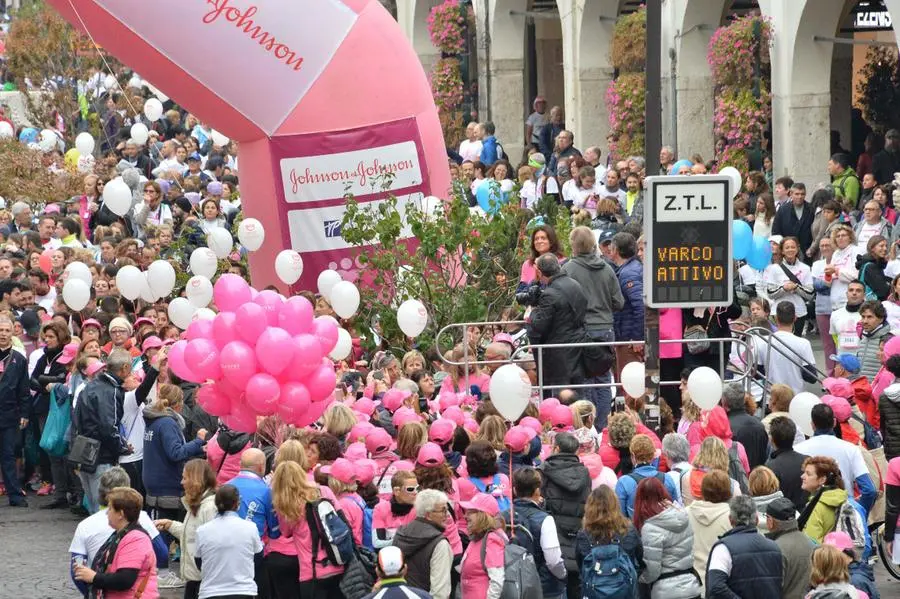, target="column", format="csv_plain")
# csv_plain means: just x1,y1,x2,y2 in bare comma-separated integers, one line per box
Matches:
489,58,526,161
